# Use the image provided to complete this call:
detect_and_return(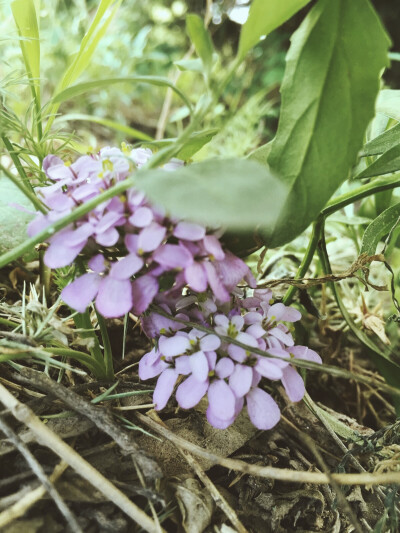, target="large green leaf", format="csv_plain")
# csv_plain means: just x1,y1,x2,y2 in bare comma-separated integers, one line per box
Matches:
0,178,35,255
238,0,311,59
135,159,287,229
361,202,400,256
260,0,390,247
